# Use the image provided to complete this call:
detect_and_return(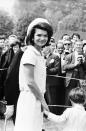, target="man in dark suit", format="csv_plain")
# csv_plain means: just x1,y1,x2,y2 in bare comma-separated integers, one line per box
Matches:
4,37,26,123
46,43,65,115
4,47,24,123
0,43,14,100
63,41,86,105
